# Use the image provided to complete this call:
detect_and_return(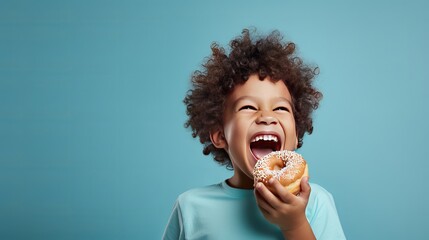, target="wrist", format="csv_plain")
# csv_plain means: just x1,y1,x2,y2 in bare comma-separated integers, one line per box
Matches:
281,217,315,240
